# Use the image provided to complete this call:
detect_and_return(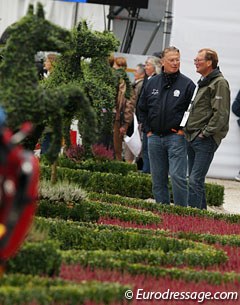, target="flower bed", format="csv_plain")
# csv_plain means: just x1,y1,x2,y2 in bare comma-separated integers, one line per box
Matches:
2,179,239,304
